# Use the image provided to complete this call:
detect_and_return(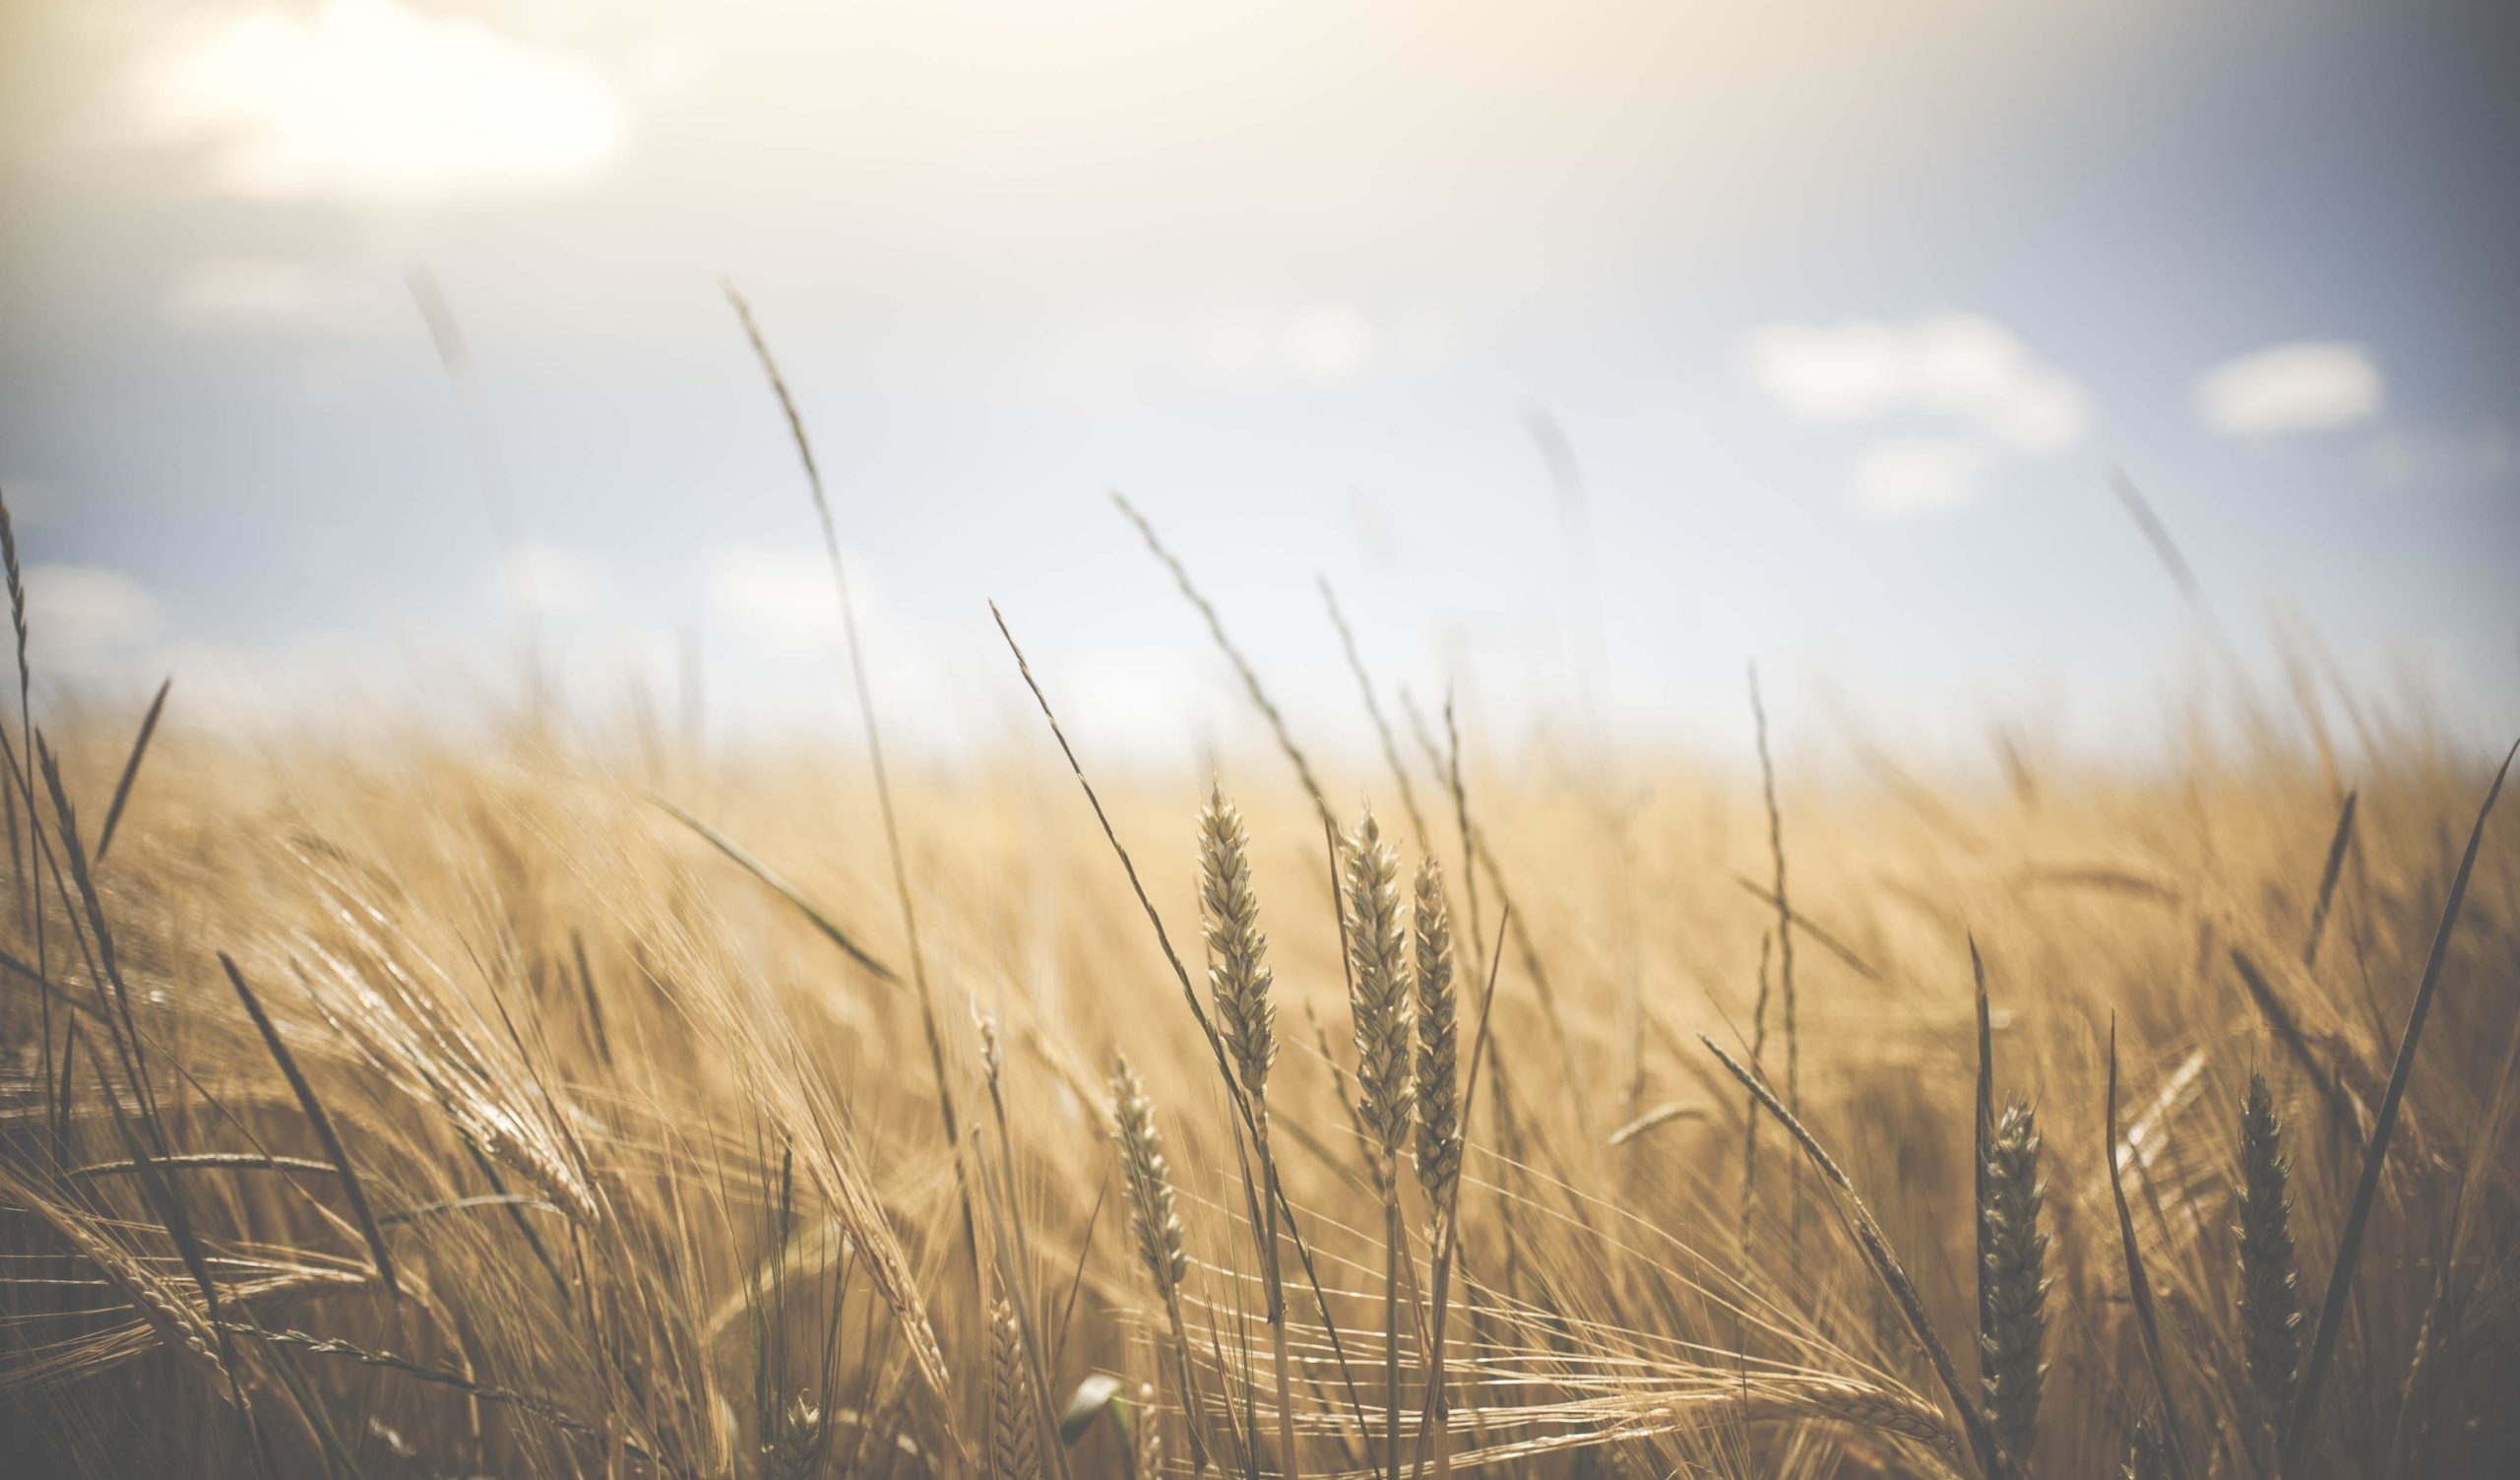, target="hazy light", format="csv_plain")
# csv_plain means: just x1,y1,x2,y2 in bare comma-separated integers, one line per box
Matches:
135,0,629,201
2194,340,2384,438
